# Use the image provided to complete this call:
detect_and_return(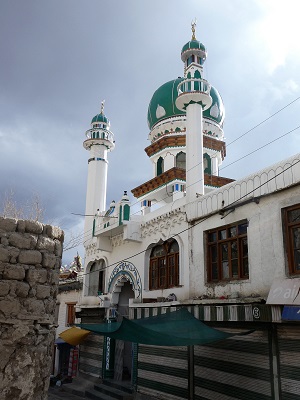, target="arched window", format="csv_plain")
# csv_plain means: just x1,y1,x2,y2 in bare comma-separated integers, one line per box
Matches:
187,72,192,91
176,152,186,170
88,260,105,296
203,153,211,174
149,240,179,290
194,70,201,91
157,157,164,176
